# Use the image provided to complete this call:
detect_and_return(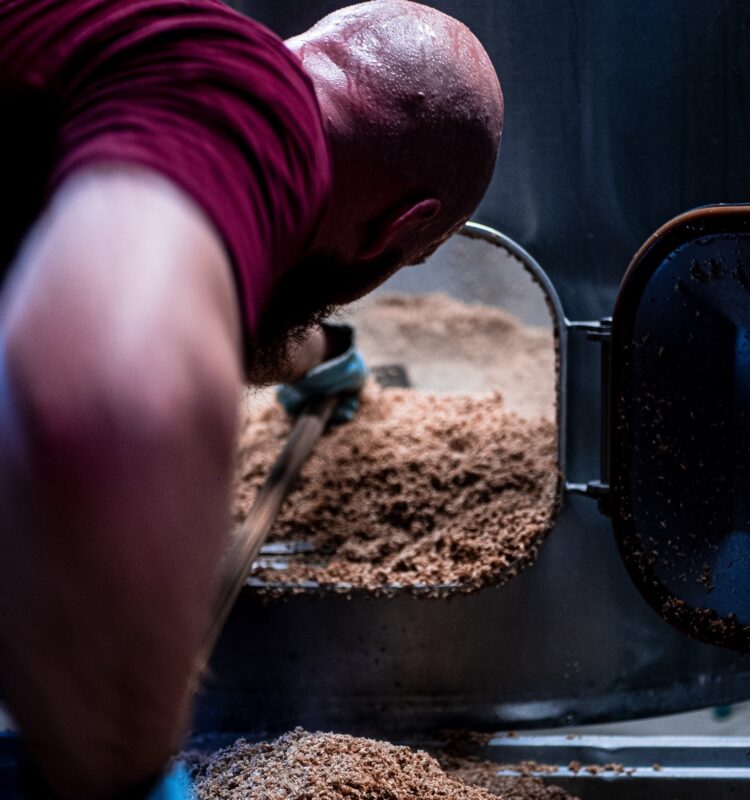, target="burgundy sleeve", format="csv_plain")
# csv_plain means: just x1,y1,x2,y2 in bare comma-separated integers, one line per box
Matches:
0,0,331,337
